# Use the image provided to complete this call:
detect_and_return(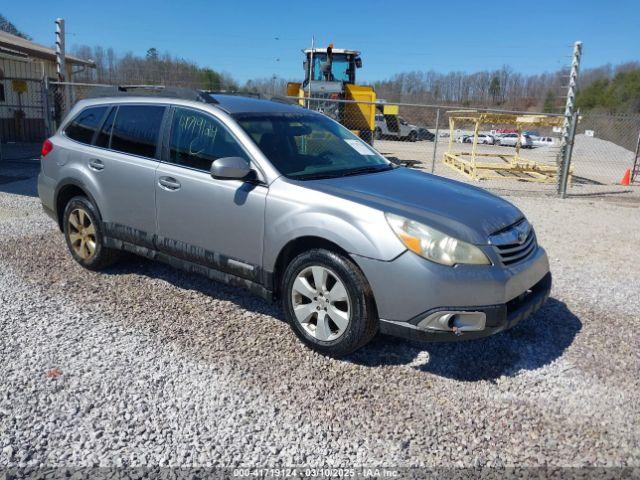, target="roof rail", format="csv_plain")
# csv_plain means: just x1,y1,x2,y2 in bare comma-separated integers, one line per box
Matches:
204,90,262,99
85,85,218,104
268,95,298,105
